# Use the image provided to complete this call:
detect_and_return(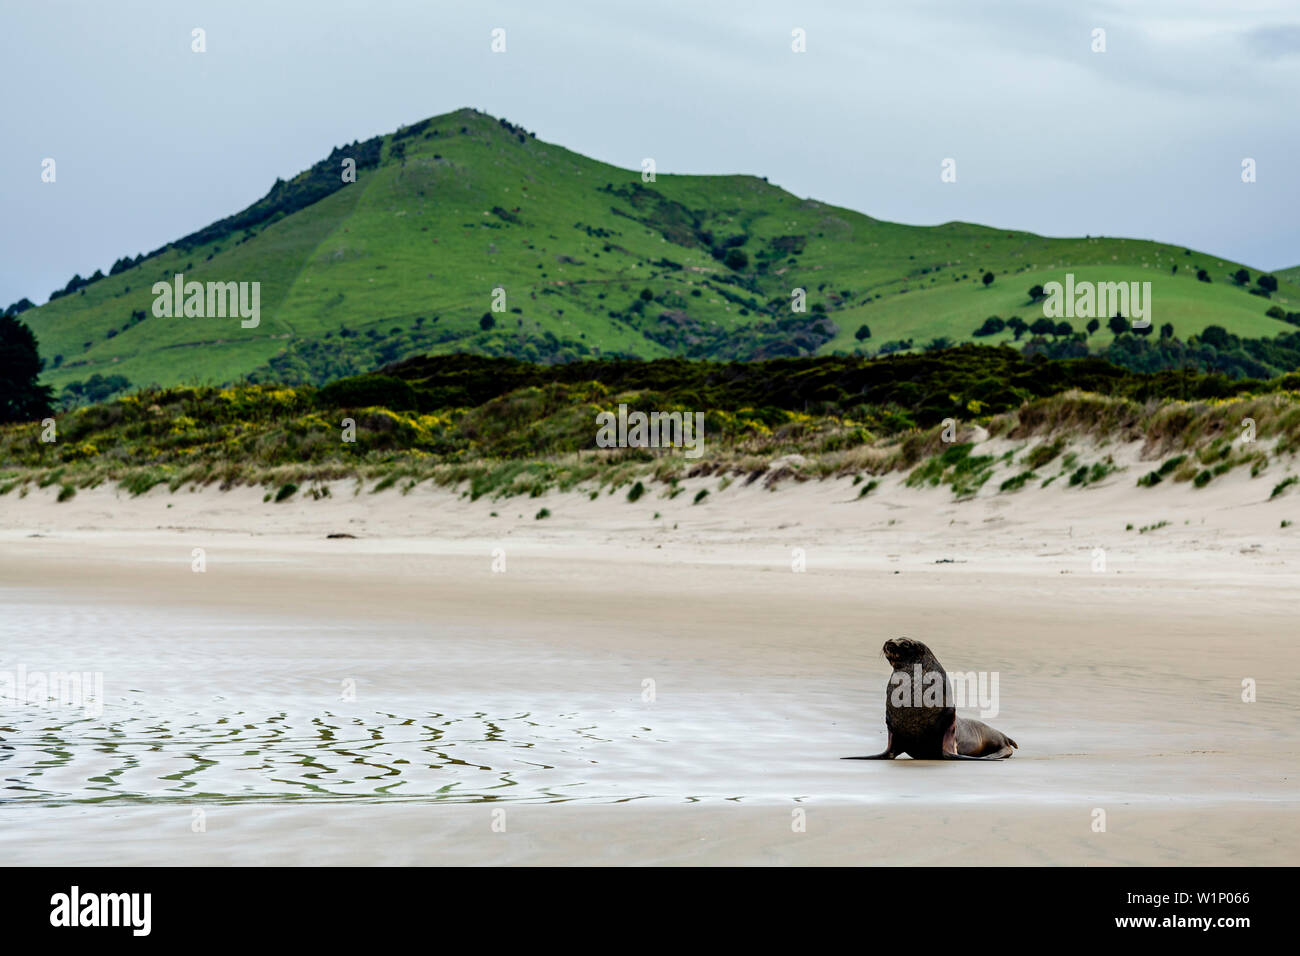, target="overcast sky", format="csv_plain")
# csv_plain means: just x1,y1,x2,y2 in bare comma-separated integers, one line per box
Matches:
3,0,1298,308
